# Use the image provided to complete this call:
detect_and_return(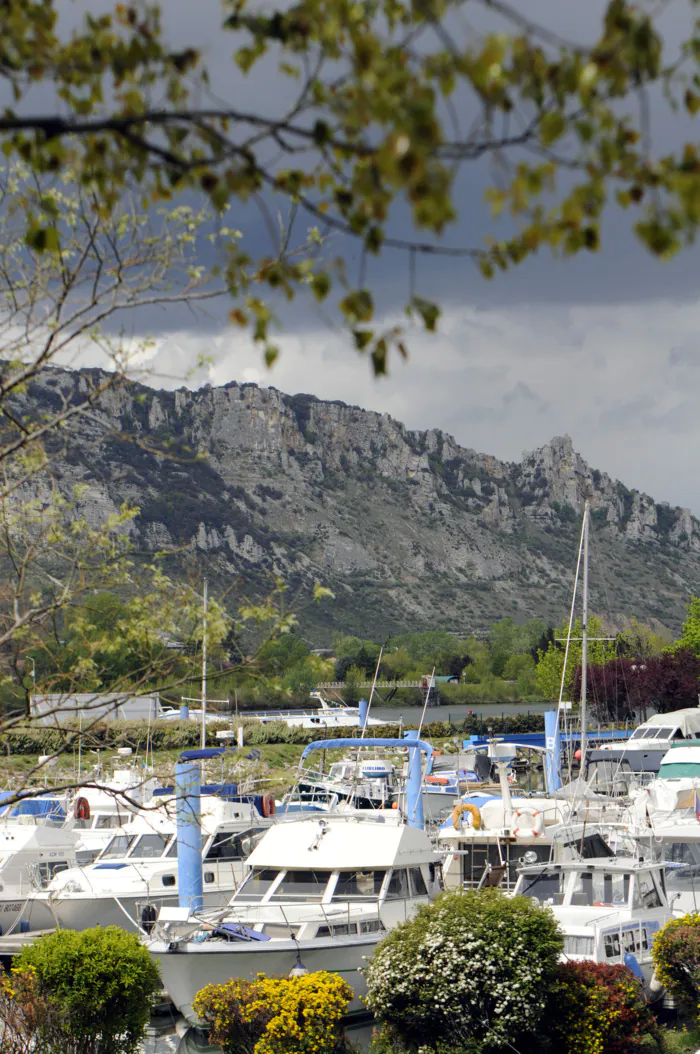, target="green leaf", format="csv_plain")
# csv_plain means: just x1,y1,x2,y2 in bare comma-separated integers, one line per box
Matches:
411,296,440,332
311,272,331,301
